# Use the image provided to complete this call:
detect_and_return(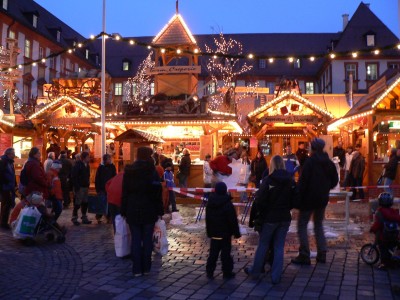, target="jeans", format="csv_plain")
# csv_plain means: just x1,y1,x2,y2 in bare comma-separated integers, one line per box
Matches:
108,203,120,233
383,177,393,196
179,174,188,188
206,237,233,275
249,221,290,283
129,222,155,275
72,187,89,219
351,178,364,199
50,198,62,221
297,207,327,258
168,190,177,211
